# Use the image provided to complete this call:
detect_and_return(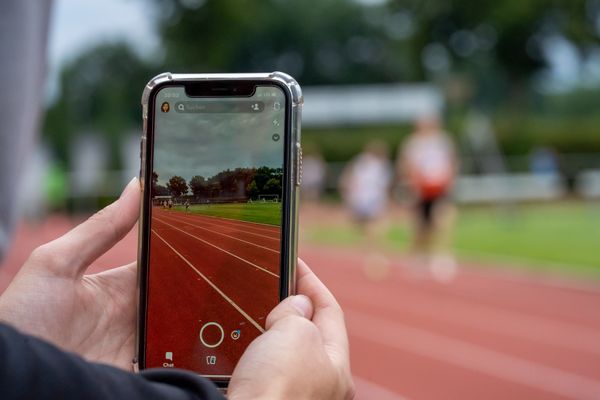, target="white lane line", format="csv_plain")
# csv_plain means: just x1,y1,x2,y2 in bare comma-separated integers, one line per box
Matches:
353,376,410,400
176,211,280,234
347,309,600,400
308,249,600,354
153,218,279,278
333,285,600,356
163,212,281,241
460,258,600,295
187,211,281,230
155,215,279,254
152,229,265,334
